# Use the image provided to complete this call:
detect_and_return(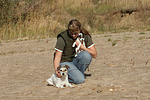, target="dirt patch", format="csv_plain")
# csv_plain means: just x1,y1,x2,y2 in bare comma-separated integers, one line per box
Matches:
0,31,150,100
